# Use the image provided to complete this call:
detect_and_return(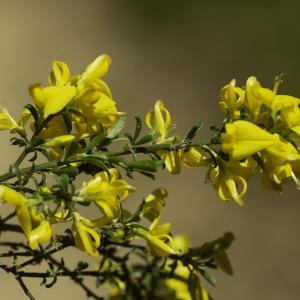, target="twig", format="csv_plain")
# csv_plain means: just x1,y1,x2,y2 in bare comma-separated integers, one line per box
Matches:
15,275,36,300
